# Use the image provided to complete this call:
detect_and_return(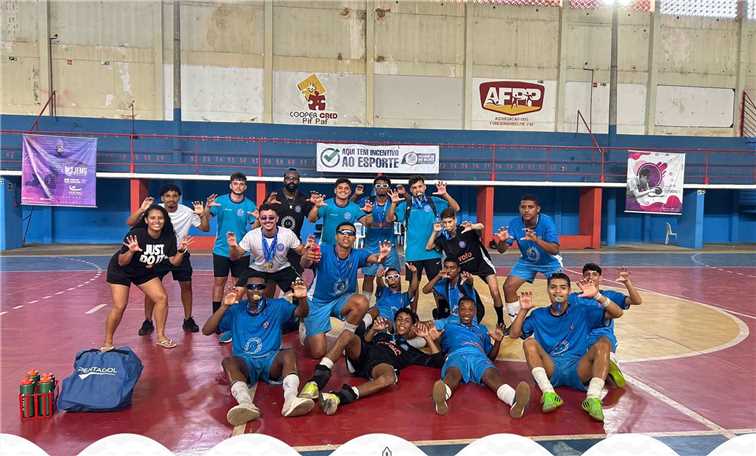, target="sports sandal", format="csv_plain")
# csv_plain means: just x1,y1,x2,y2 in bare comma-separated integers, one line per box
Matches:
99,344,115,352
156,338,177,349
